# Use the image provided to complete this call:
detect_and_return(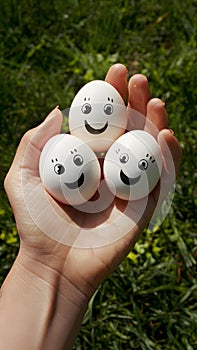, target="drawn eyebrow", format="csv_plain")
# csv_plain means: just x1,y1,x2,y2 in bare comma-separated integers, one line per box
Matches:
70,148,78,155
145,153,156,163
